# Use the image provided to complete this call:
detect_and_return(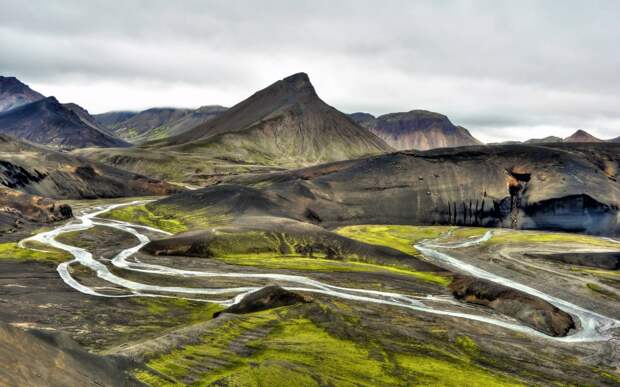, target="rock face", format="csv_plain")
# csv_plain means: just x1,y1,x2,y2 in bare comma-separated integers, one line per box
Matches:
214,286,312,317
0,97,129,149
156,73,392,164
350,110,482,151
0,323,137,386
0,76,44,113
0,134,180,199
0,187,72,233
153,142,620,236
564,130,603,143
449,276,575,337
